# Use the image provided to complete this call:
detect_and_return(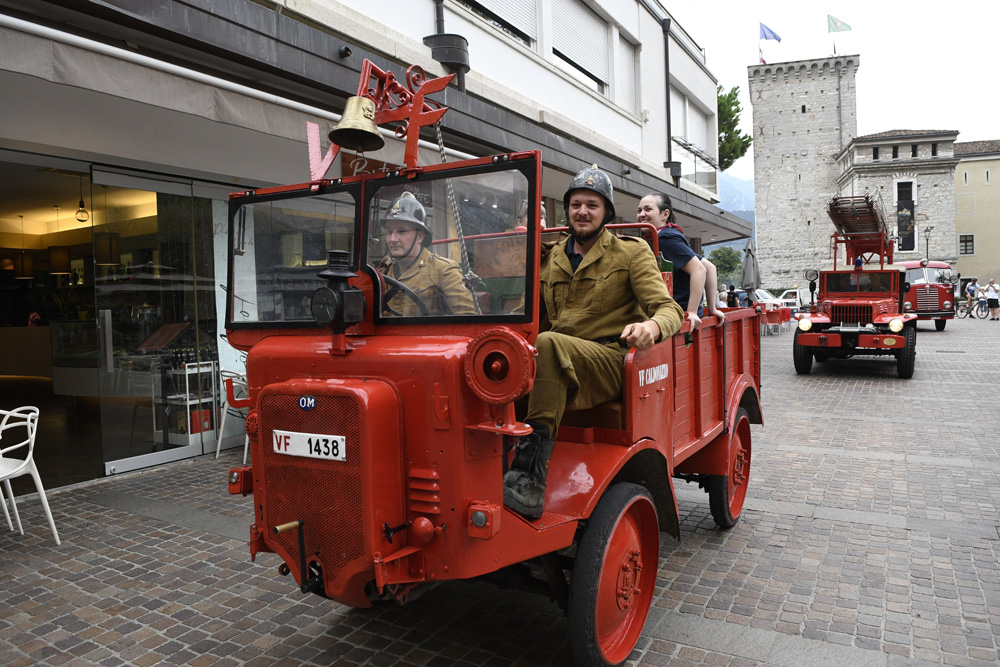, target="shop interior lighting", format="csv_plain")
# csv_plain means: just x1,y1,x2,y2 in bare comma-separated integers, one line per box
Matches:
76,175,90,223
